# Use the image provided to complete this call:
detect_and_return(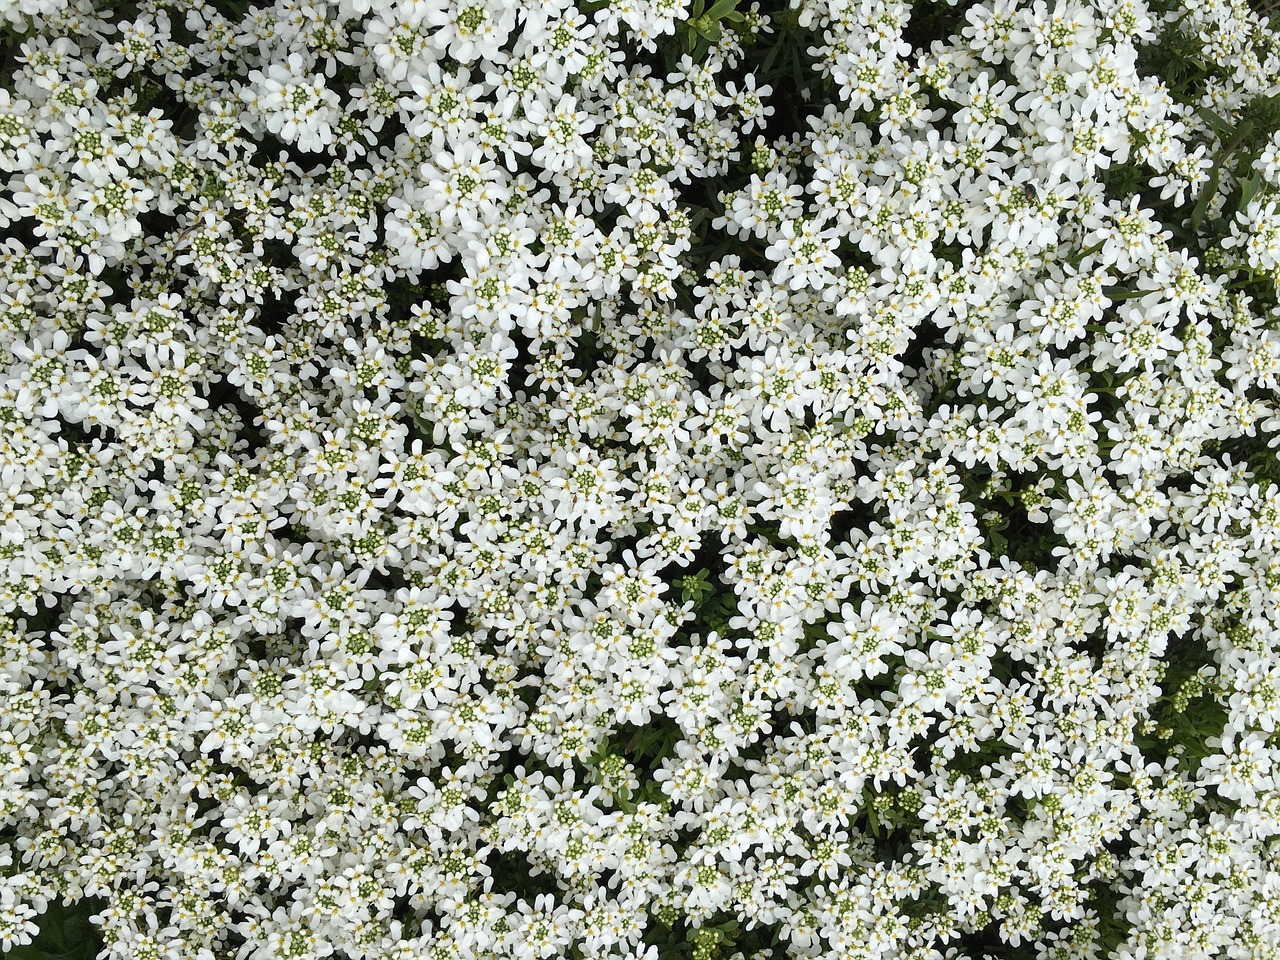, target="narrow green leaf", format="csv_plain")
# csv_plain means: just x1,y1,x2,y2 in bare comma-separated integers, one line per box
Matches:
759,36,783,74
1198,106,1234,135
1240,172,1262,210
1190,166,1220,234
